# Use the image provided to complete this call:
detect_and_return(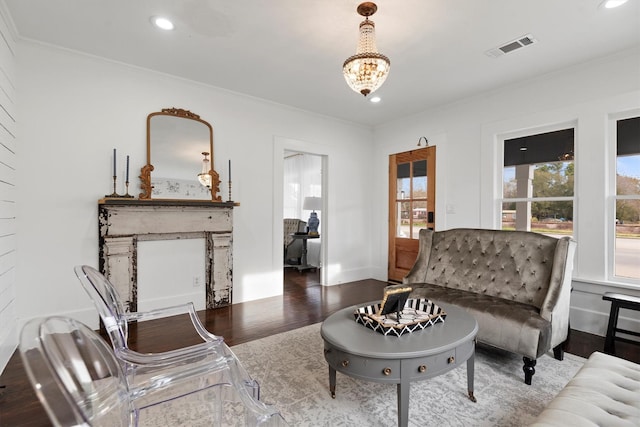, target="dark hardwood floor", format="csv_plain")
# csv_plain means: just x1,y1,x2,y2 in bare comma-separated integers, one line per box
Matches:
1,269,637,426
